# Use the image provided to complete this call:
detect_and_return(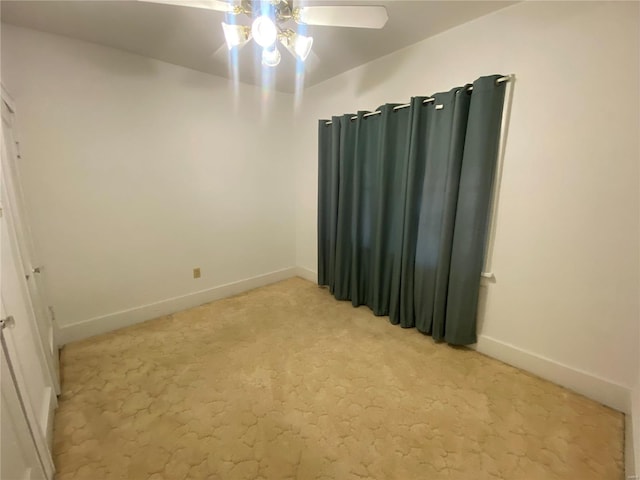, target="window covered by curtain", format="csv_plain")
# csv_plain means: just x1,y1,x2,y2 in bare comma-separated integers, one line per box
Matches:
317,74,507,345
